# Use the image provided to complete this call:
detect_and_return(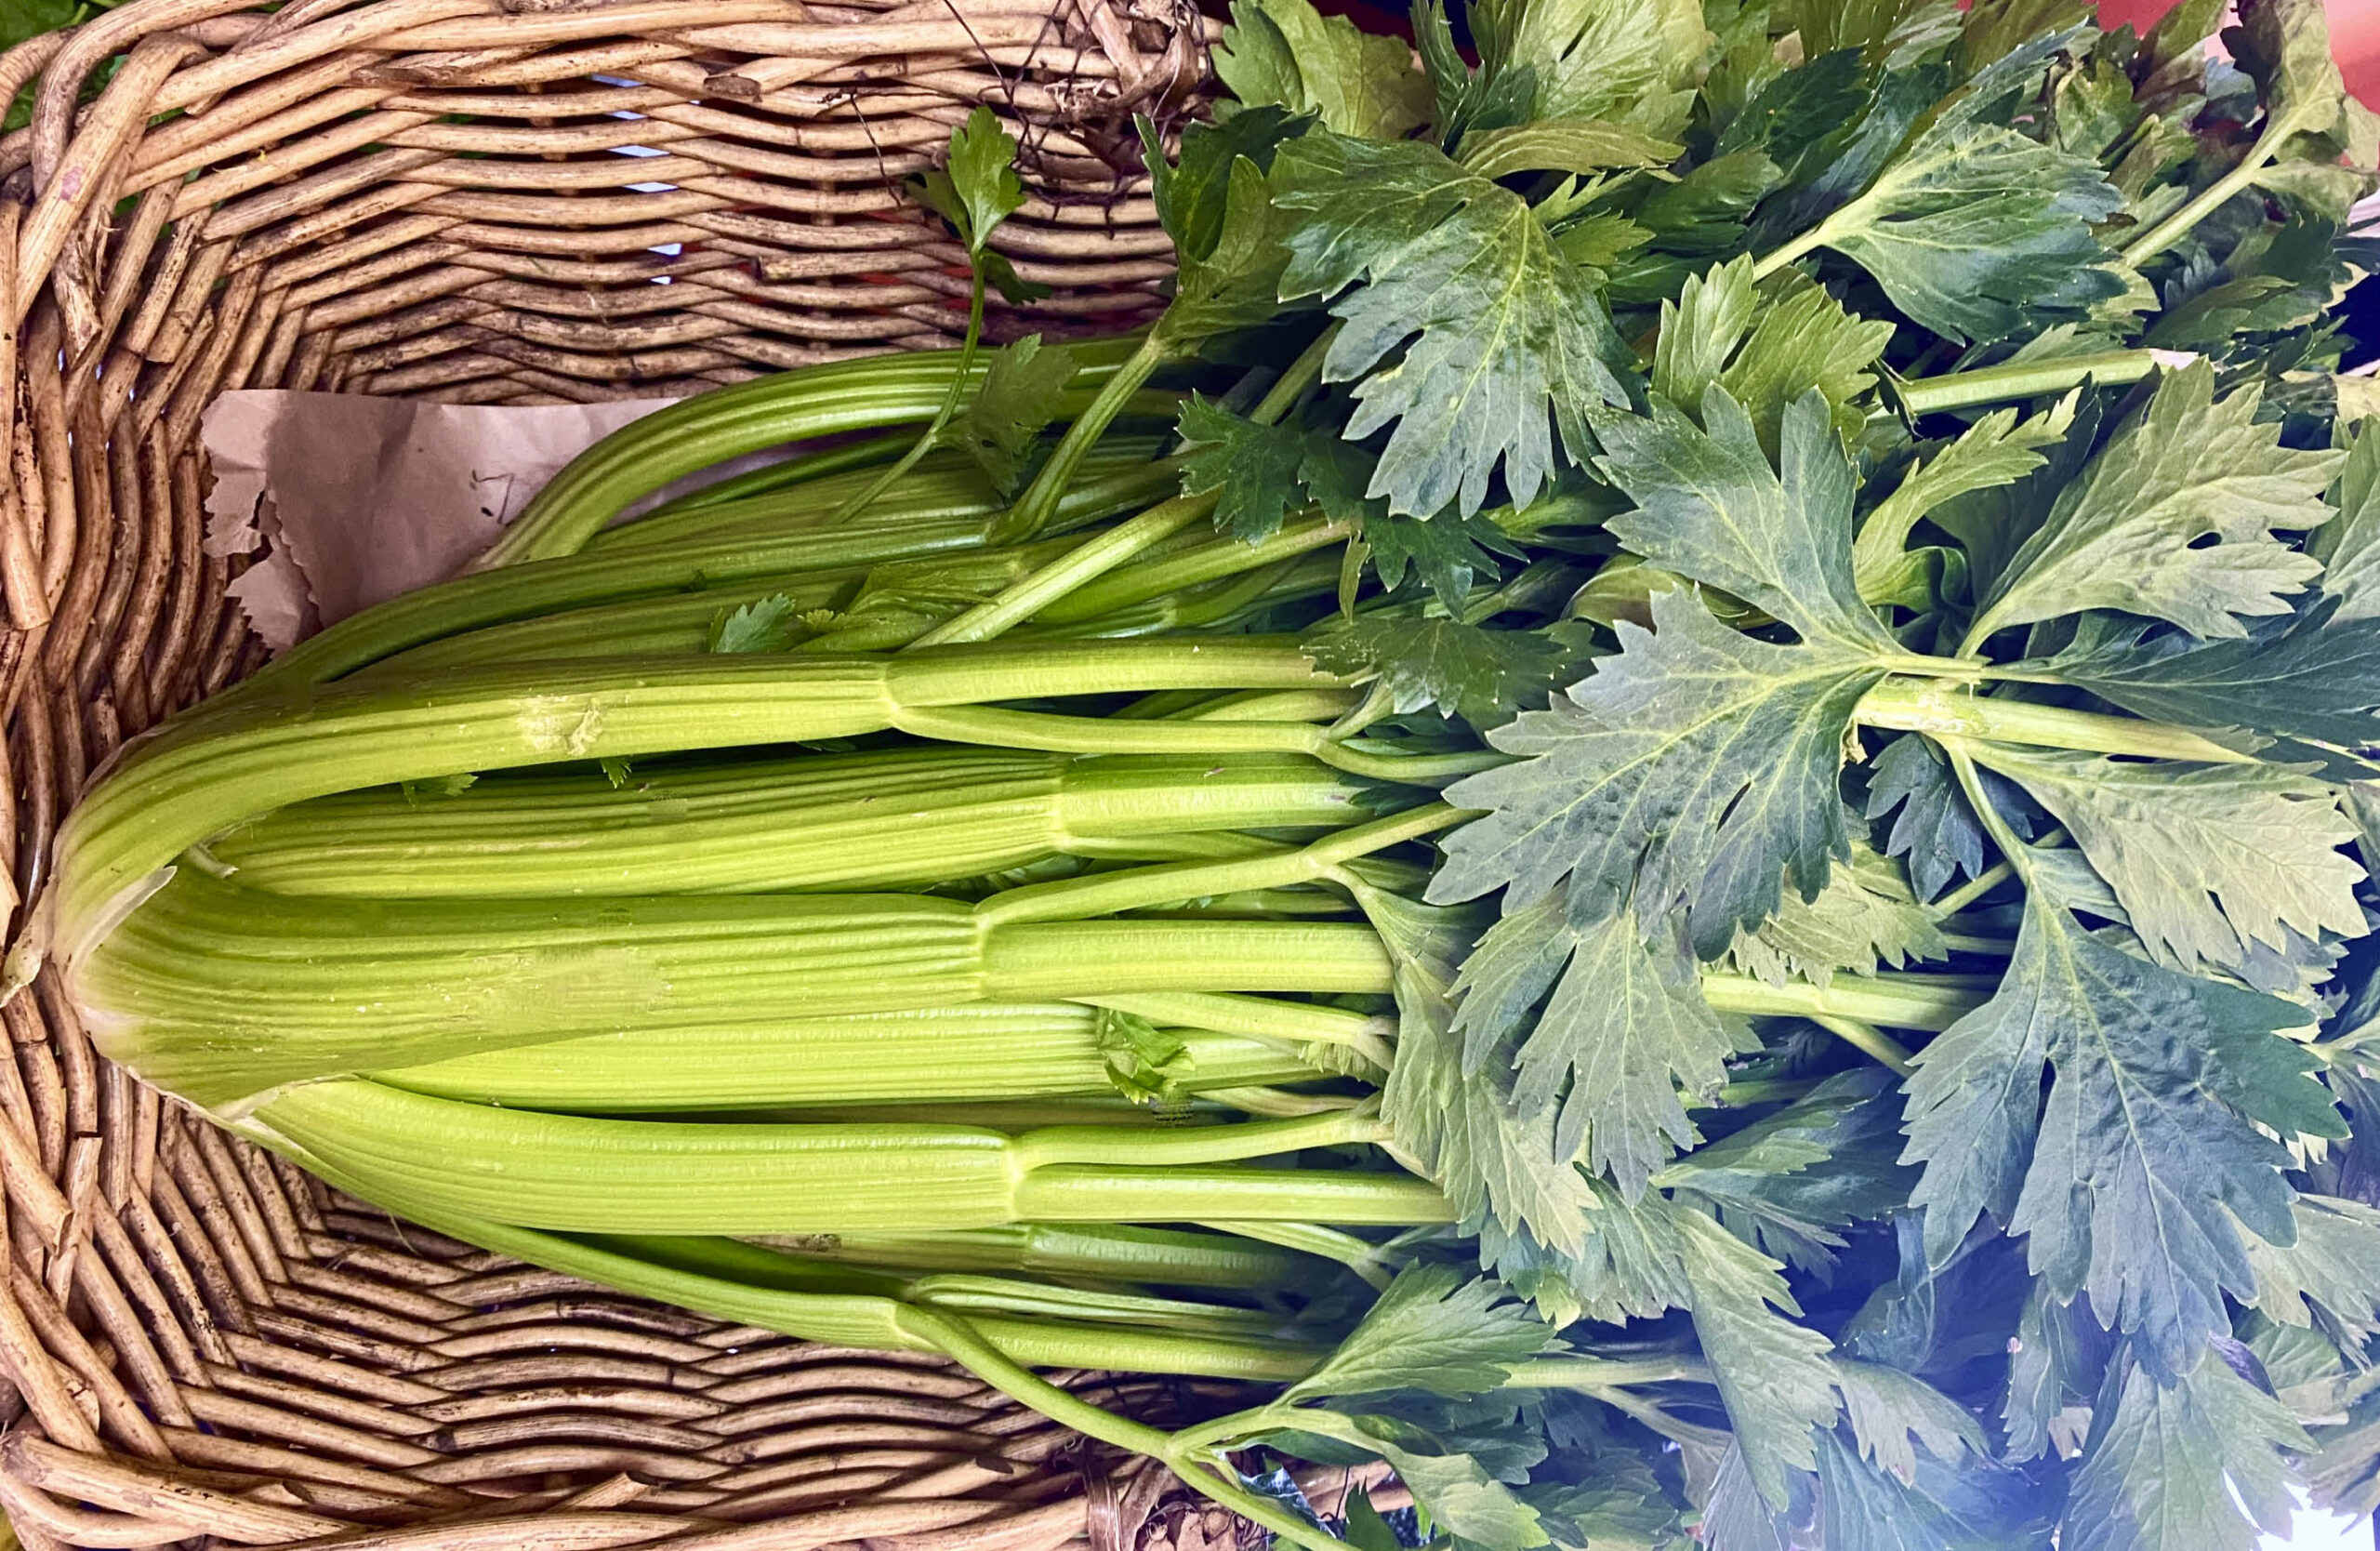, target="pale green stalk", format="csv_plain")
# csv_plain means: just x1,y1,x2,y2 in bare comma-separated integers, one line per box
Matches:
252,1080,1453,1234
370,1009,1327,1111
203,750,1370,898
472,333,1151,567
